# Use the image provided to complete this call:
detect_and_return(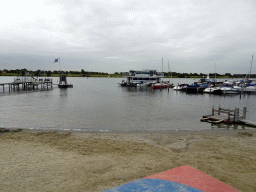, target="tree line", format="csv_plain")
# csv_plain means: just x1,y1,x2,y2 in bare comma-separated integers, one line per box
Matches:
0,69,110,77
1,69,255,78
